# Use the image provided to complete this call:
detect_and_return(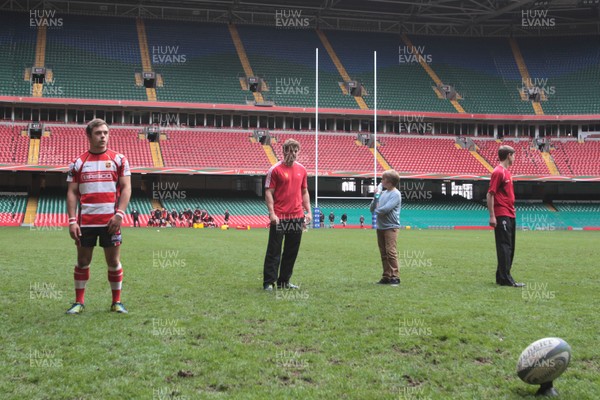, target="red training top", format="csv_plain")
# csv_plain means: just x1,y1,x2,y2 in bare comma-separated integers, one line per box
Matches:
265,161,307,220
488,165,516,218
67,149,130,227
